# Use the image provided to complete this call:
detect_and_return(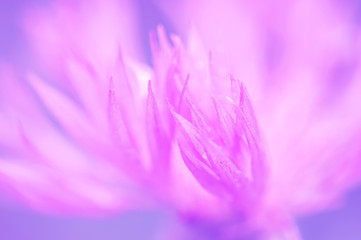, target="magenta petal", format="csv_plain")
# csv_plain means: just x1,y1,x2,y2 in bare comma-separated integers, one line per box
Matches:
172,106,250,200
171,108,227,194
235,82,266,195
146,81,170,176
